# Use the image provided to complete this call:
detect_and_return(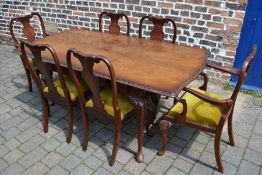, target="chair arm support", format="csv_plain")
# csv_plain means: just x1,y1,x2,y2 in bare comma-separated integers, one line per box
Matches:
174,97,187,125
183,87,233,107
199,72,208,91
206,63,241,76
14,43,20,49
